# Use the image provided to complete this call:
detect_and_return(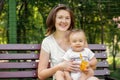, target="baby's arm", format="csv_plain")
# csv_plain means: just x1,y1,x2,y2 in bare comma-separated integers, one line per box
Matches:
80,56,97,74
89,56,97,70
80,57,97,80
